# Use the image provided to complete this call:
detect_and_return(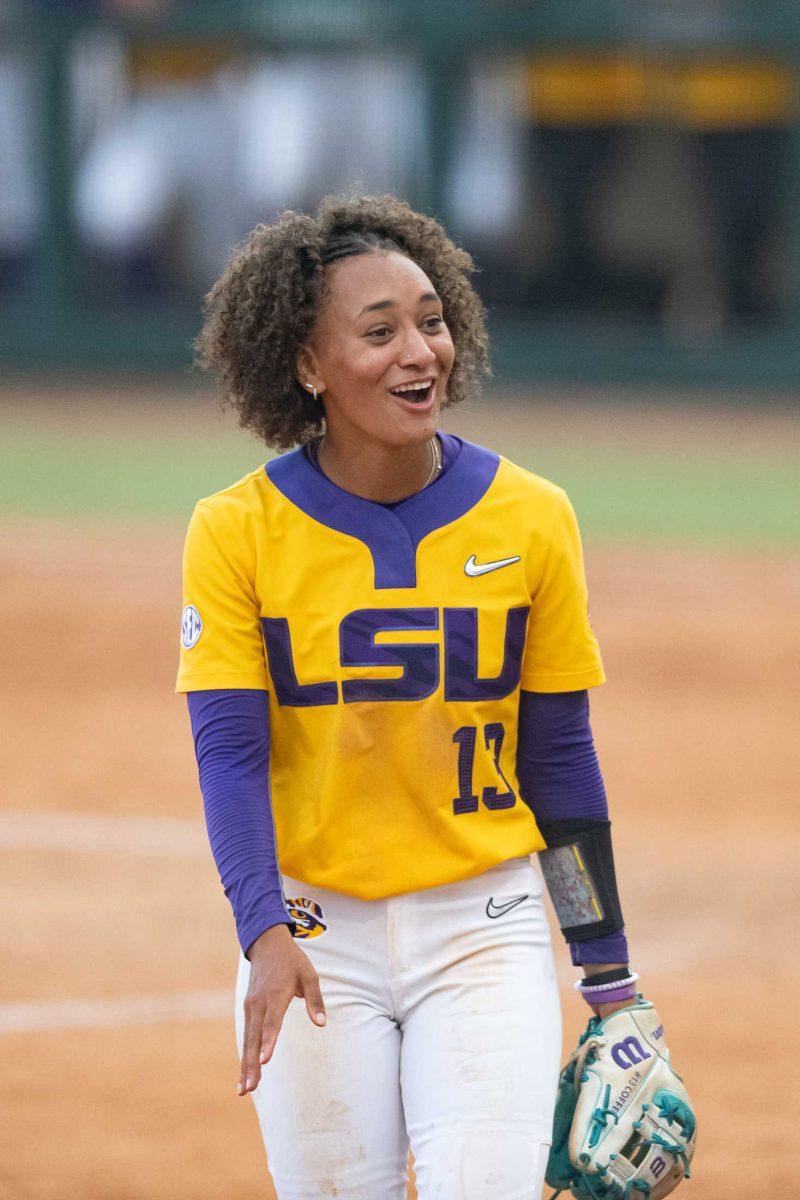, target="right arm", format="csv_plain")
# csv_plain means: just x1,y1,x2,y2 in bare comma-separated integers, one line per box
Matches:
187,688,326,1096
177,502,326,1096
187,688,291,957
